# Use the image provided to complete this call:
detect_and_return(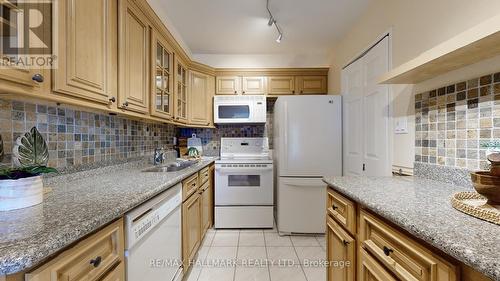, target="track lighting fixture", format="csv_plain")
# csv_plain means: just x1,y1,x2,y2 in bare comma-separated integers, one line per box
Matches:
268,15,275,26
266,0,283,43
276,33,282,43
